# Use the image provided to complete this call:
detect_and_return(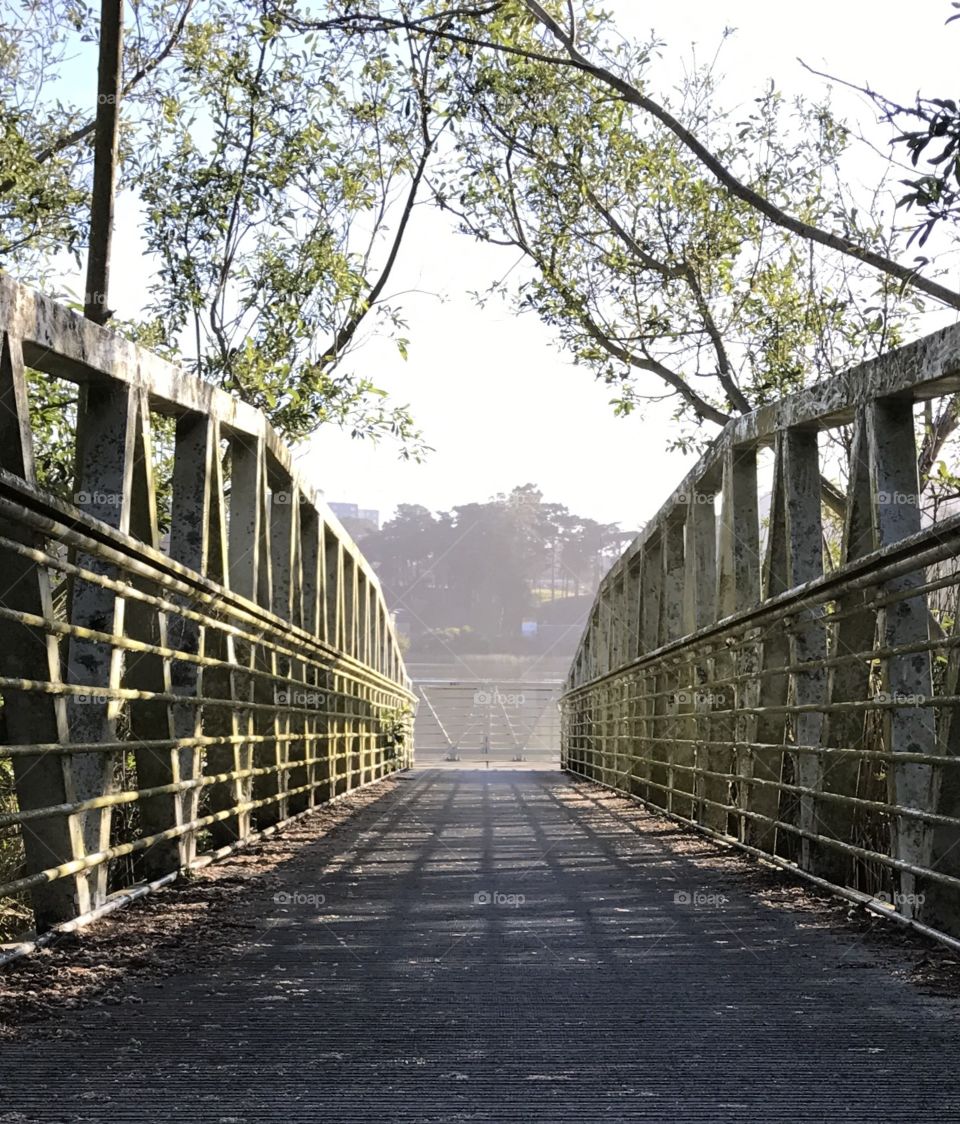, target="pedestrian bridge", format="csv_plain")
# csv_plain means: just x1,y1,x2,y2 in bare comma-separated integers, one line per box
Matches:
4,277,960,1120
